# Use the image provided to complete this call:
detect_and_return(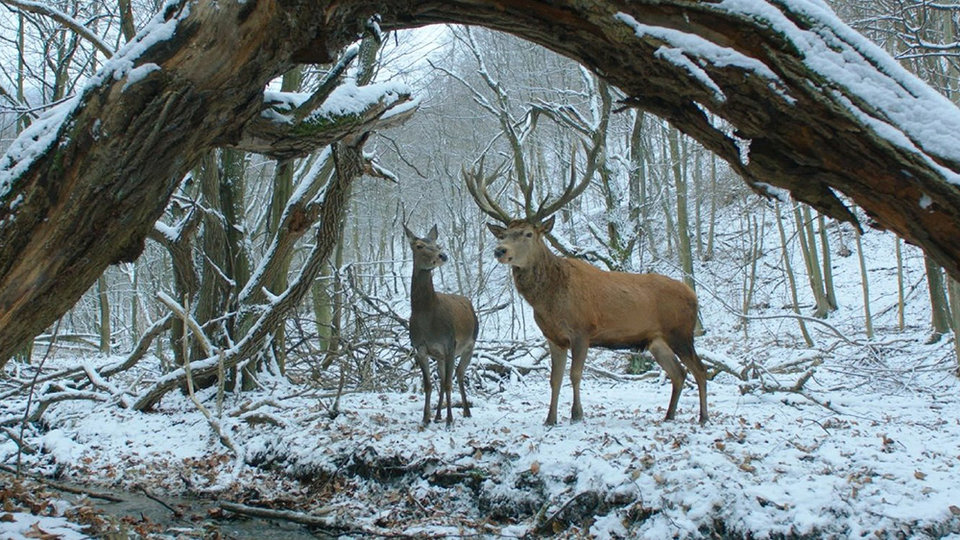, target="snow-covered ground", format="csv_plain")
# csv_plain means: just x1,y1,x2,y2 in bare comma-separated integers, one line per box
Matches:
4,333,959,538
3,206,960,538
